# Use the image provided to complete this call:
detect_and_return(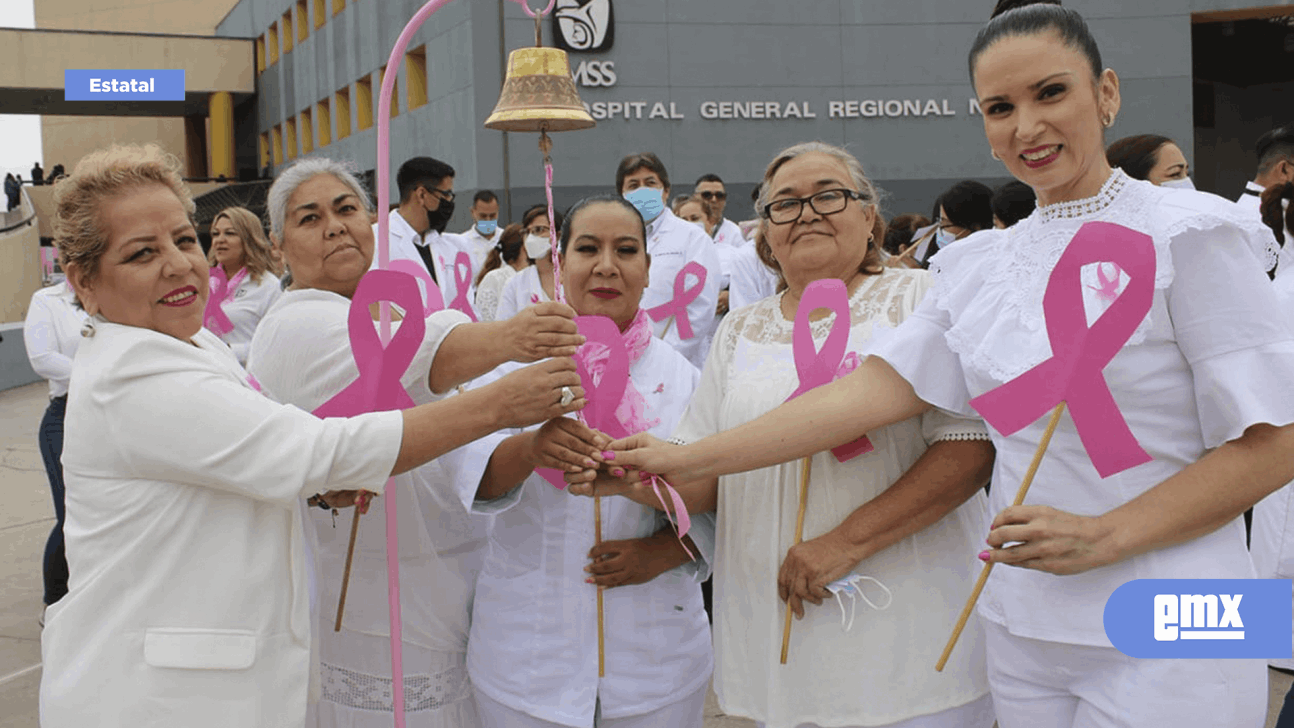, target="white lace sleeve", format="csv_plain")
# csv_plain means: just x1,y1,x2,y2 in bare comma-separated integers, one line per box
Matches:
671,304,742,444
474,269,507,322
